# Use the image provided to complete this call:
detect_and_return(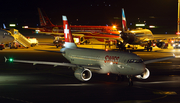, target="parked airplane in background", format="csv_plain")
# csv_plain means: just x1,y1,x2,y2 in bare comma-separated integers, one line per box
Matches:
29,8,120,45
0,29,14,50
120,8,167,51
5,15,175,86
28,8,167,51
